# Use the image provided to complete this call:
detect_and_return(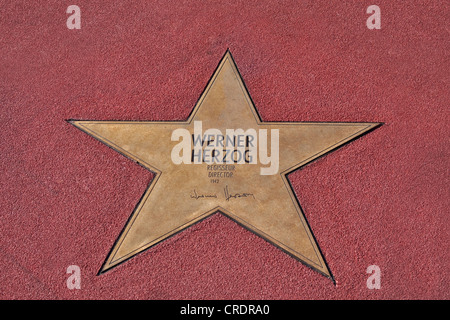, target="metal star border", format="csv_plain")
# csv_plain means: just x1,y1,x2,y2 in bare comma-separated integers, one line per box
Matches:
69,50,380,280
